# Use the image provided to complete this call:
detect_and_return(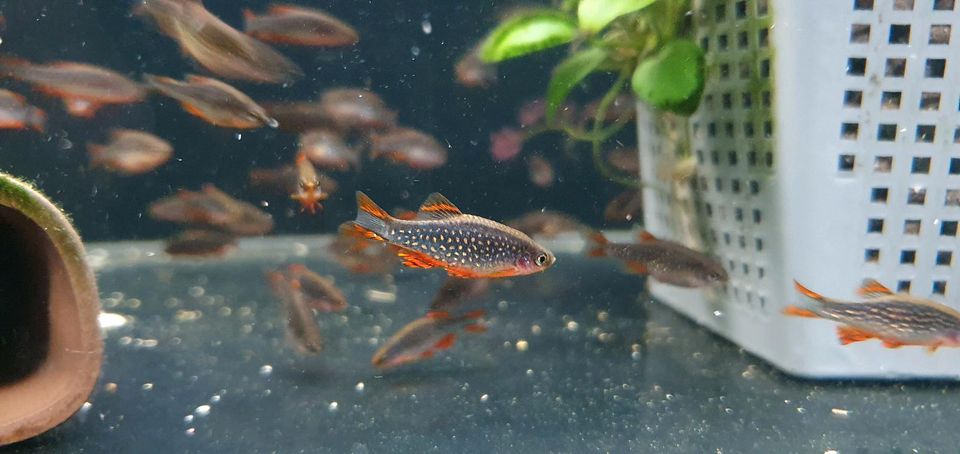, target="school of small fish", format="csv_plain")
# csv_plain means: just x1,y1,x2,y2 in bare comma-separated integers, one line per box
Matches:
2,0,943,379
